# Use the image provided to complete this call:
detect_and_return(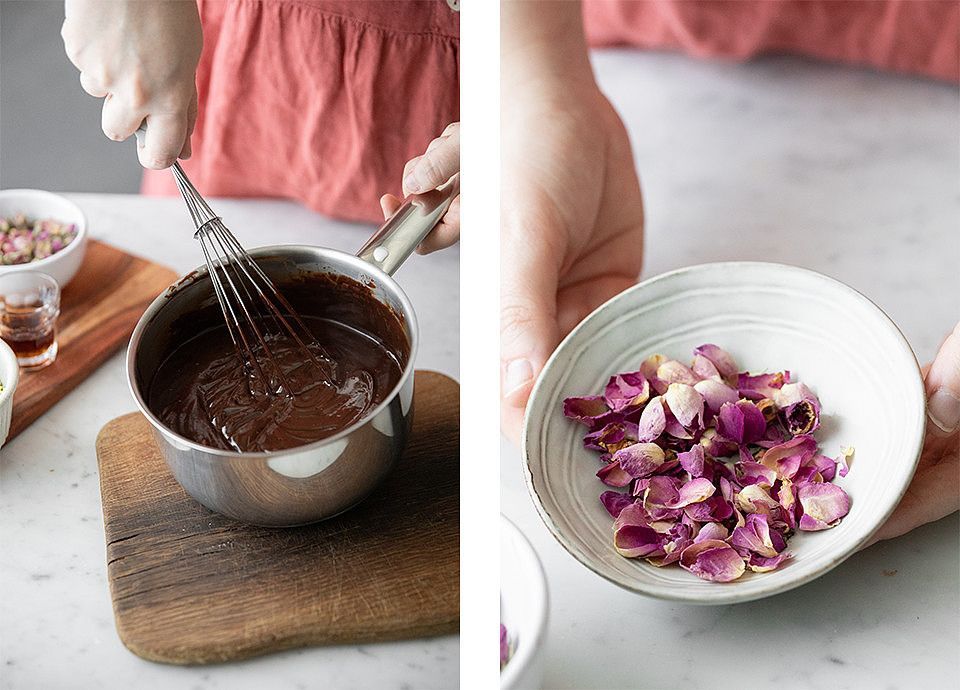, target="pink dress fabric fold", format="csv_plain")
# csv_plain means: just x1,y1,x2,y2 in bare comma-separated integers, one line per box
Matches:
141,0,459,224
583,0,958,84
